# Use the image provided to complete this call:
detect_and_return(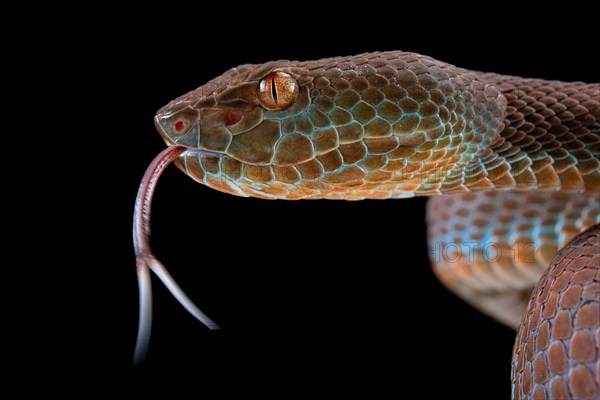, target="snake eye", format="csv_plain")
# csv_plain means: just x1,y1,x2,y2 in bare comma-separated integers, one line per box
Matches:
257,72,299,110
